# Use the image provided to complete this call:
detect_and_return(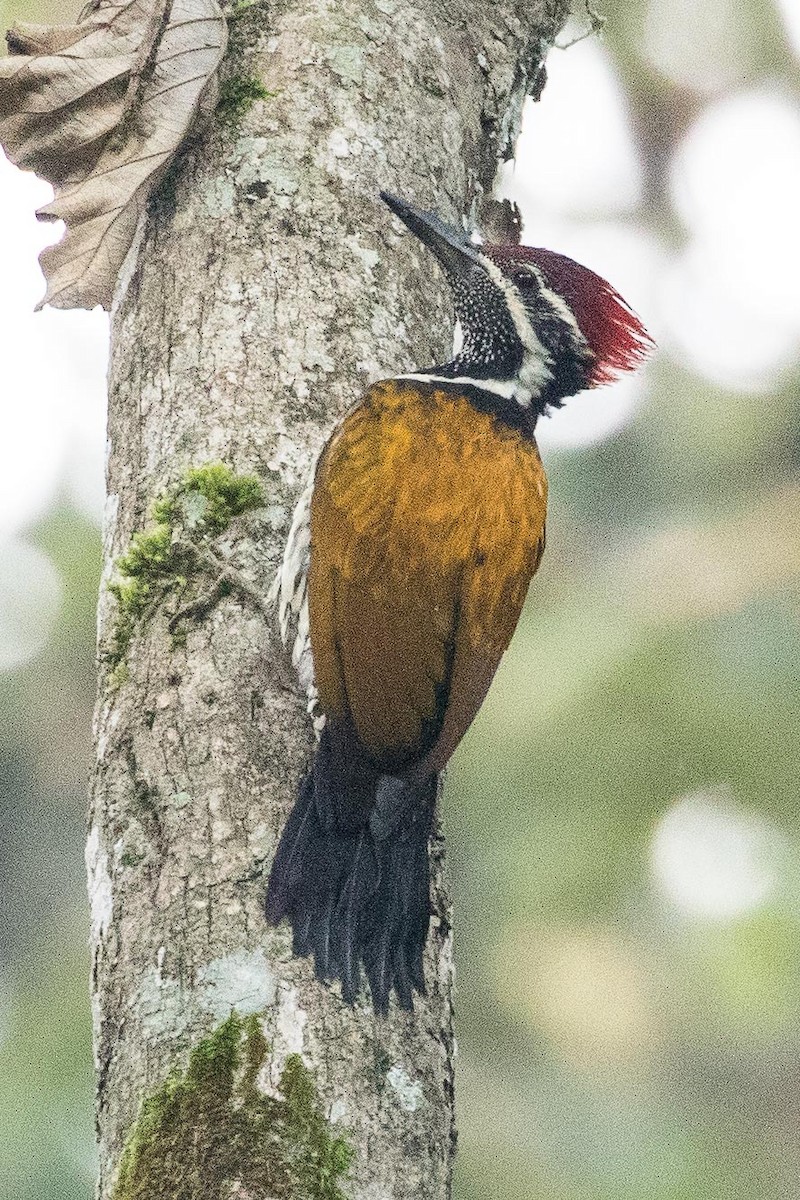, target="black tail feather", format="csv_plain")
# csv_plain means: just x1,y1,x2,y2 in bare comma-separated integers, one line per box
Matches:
292,908,313,959
264,771,315,926
265,729,434,1015
362,799,434,1015
334,830,376,1004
